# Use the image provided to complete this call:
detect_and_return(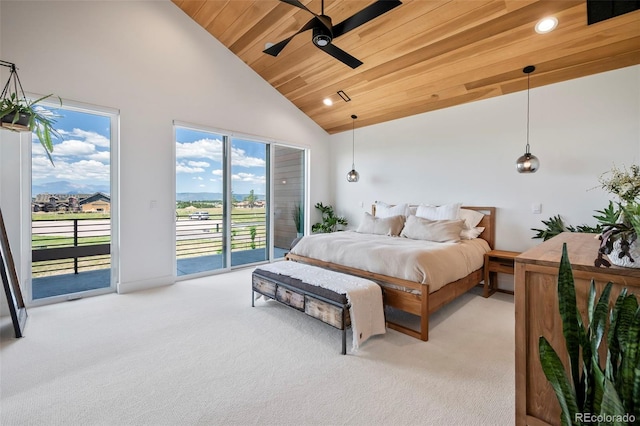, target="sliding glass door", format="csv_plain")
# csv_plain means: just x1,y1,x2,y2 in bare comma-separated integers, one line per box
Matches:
175,127,227,276
230,138,267,267
272,145,305,259
175,123,306,276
